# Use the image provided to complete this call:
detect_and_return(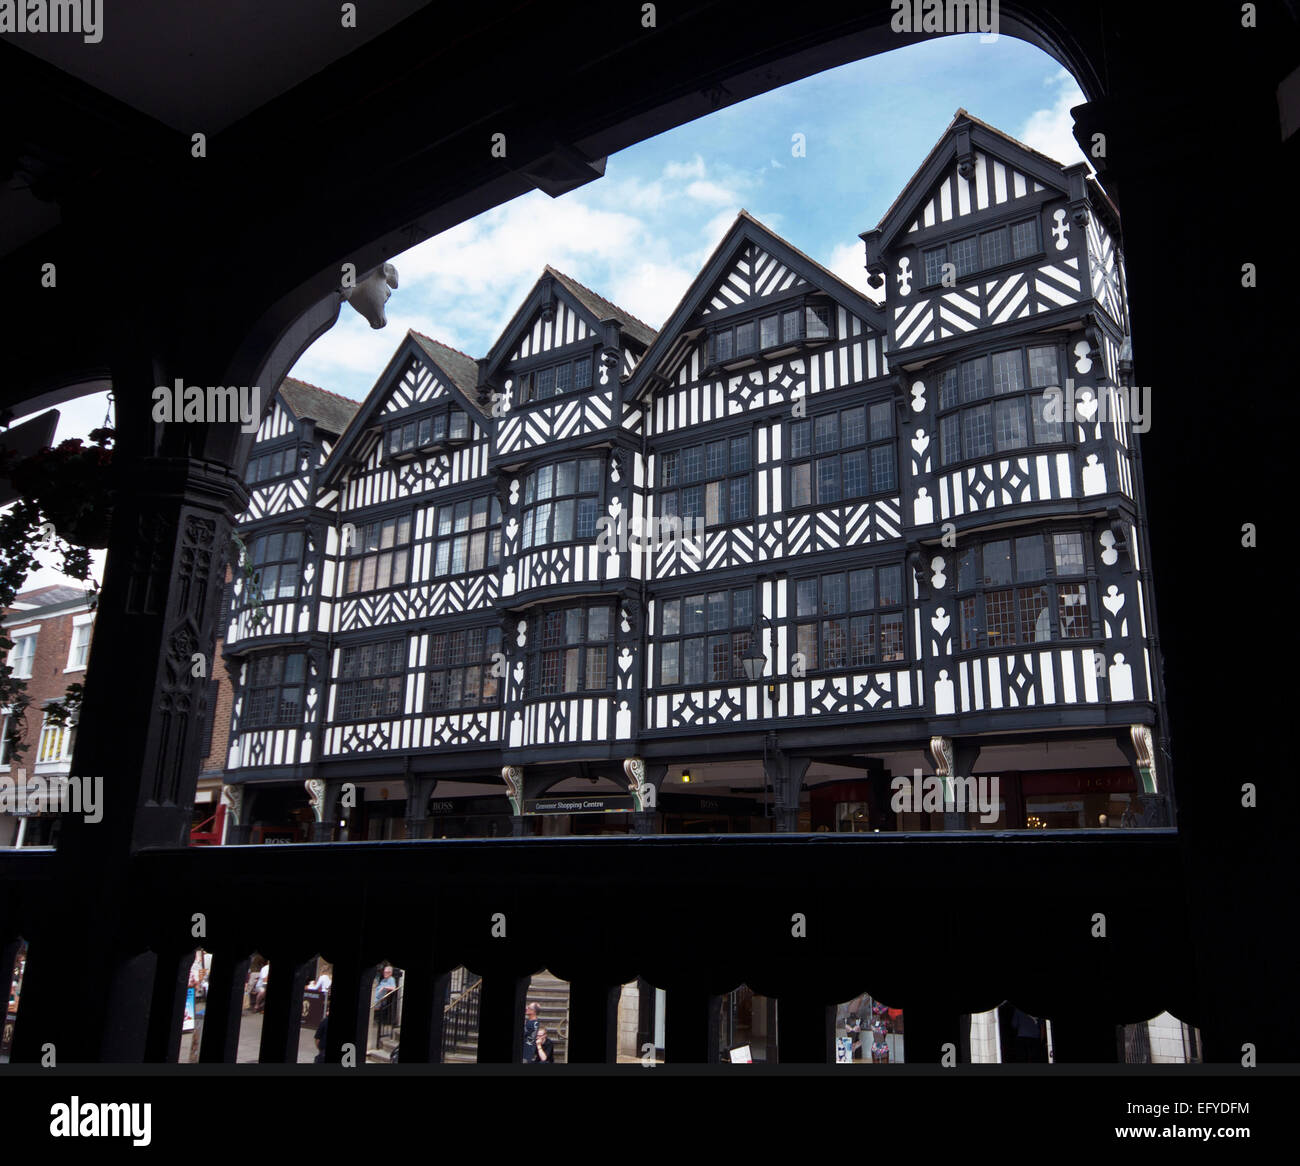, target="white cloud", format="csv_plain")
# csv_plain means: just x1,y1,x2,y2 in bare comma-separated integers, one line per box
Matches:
685,179,740,206
1018,69,1090,169
663,155,707,180
825,241,882,303
608,260,698,331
